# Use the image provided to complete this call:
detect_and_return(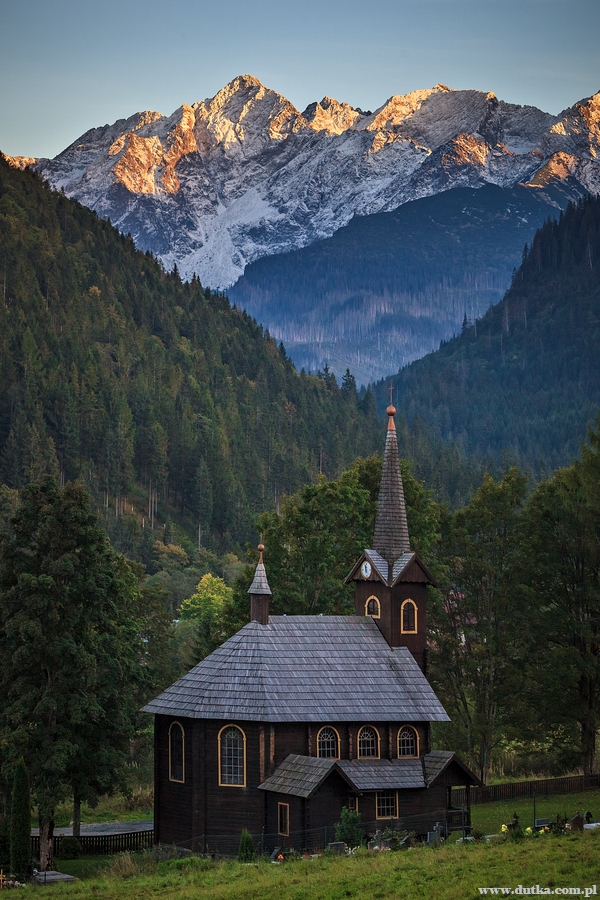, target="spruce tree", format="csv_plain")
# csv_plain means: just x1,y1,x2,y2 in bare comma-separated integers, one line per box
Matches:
10,758,31,878
238,828,255,862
